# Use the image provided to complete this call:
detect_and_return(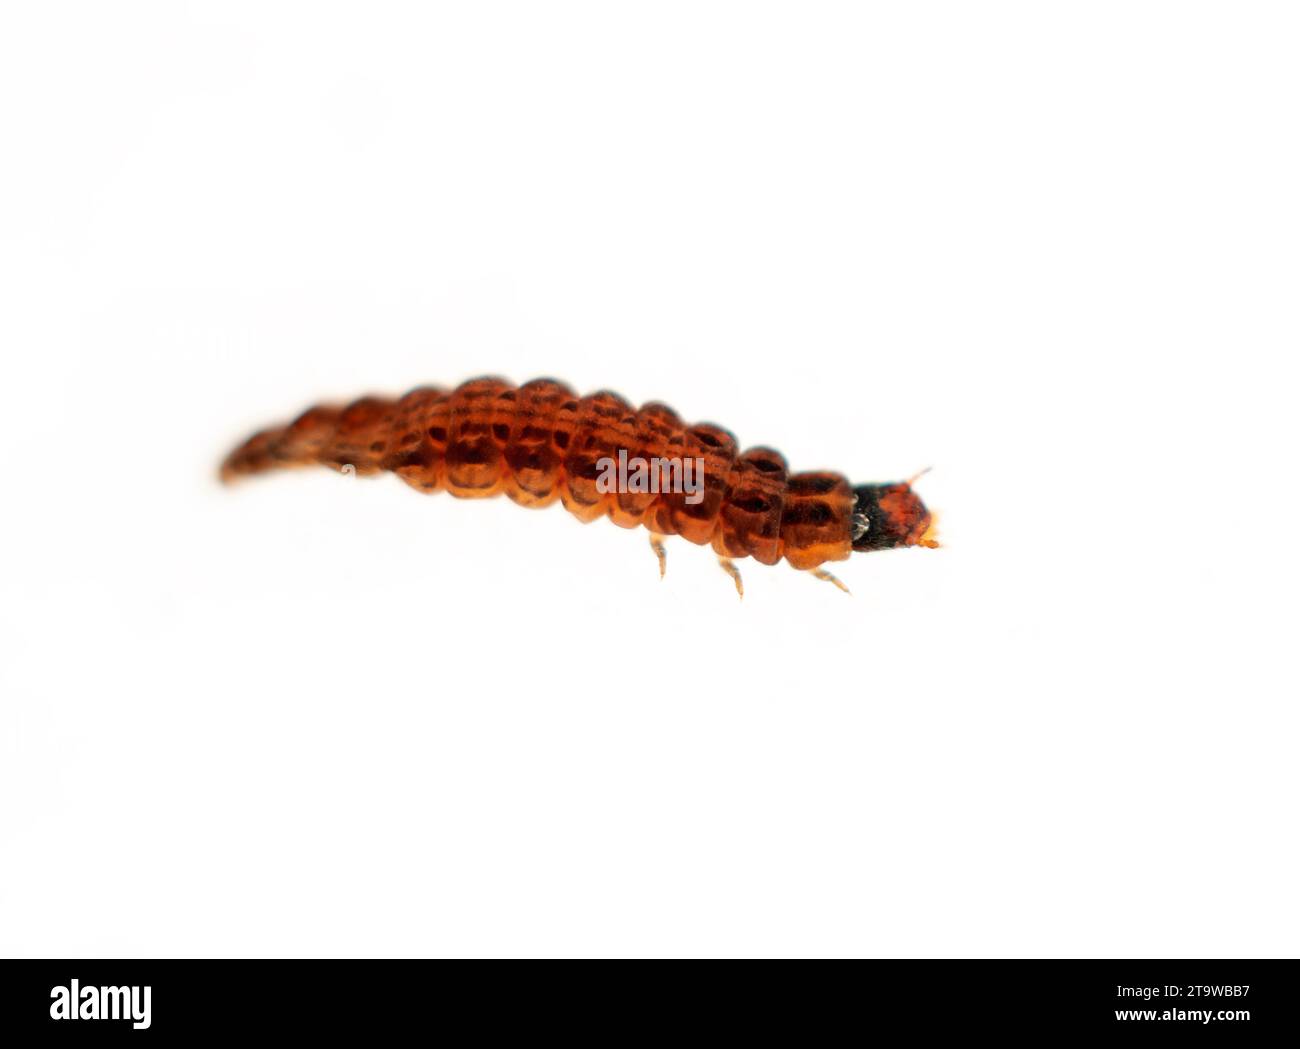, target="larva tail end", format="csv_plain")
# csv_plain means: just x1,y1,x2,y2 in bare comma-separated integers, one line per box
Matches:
218,427,289,485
